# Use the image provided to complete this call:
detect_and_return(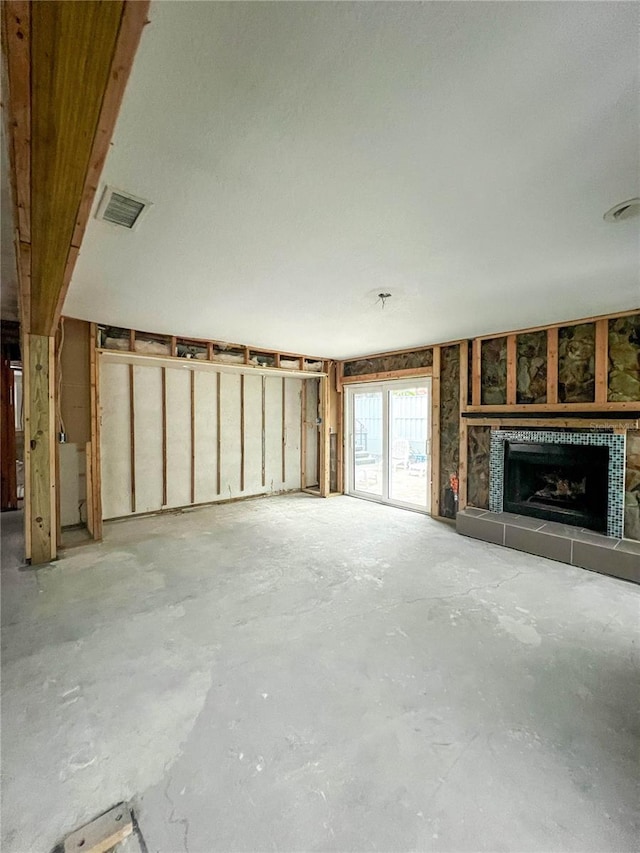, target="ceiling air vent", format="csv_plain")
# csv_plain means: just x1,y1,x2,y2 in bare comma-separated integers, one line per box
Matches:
96,186,152,230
